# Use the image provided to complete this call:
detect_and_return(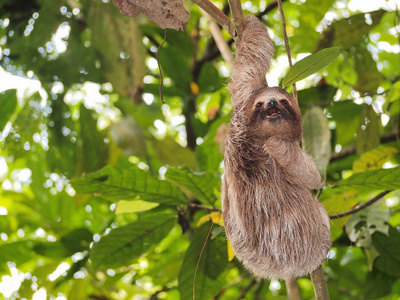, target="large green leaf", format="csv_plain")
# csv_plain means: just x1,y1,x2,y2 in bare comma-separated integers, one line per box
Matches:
72,165,188,205
79,106,109,173
165,168,219,206
178,223,228,300
373,226,400,277
354,47,385,92
353,147,398,173
282,47,340,87
90,213,176,268
297,85,337,106
196,116,229,172
364,267,397,299
316,10,386,50
355,105,380,155
33,228,93,258
335,167,400,190
152,137,198,171
302,106,331,175
198,62,225,93
0,241,35,272
0,89,17,131
327,101,364,147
